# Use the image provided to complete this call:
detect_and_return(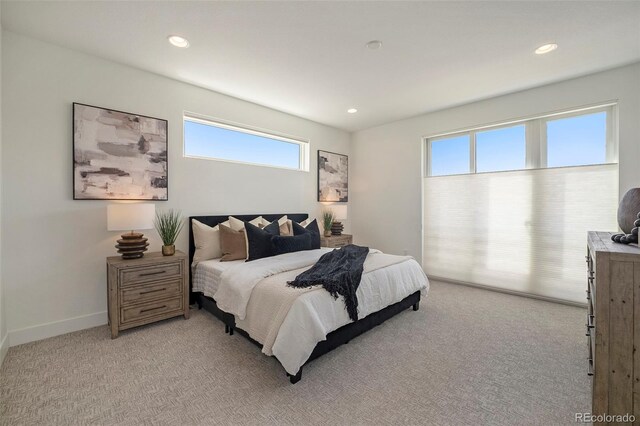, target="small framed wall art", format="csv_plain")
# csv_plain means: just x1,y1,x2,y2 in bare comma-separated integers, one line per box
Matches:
318,150,348,202
73,103,168,200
